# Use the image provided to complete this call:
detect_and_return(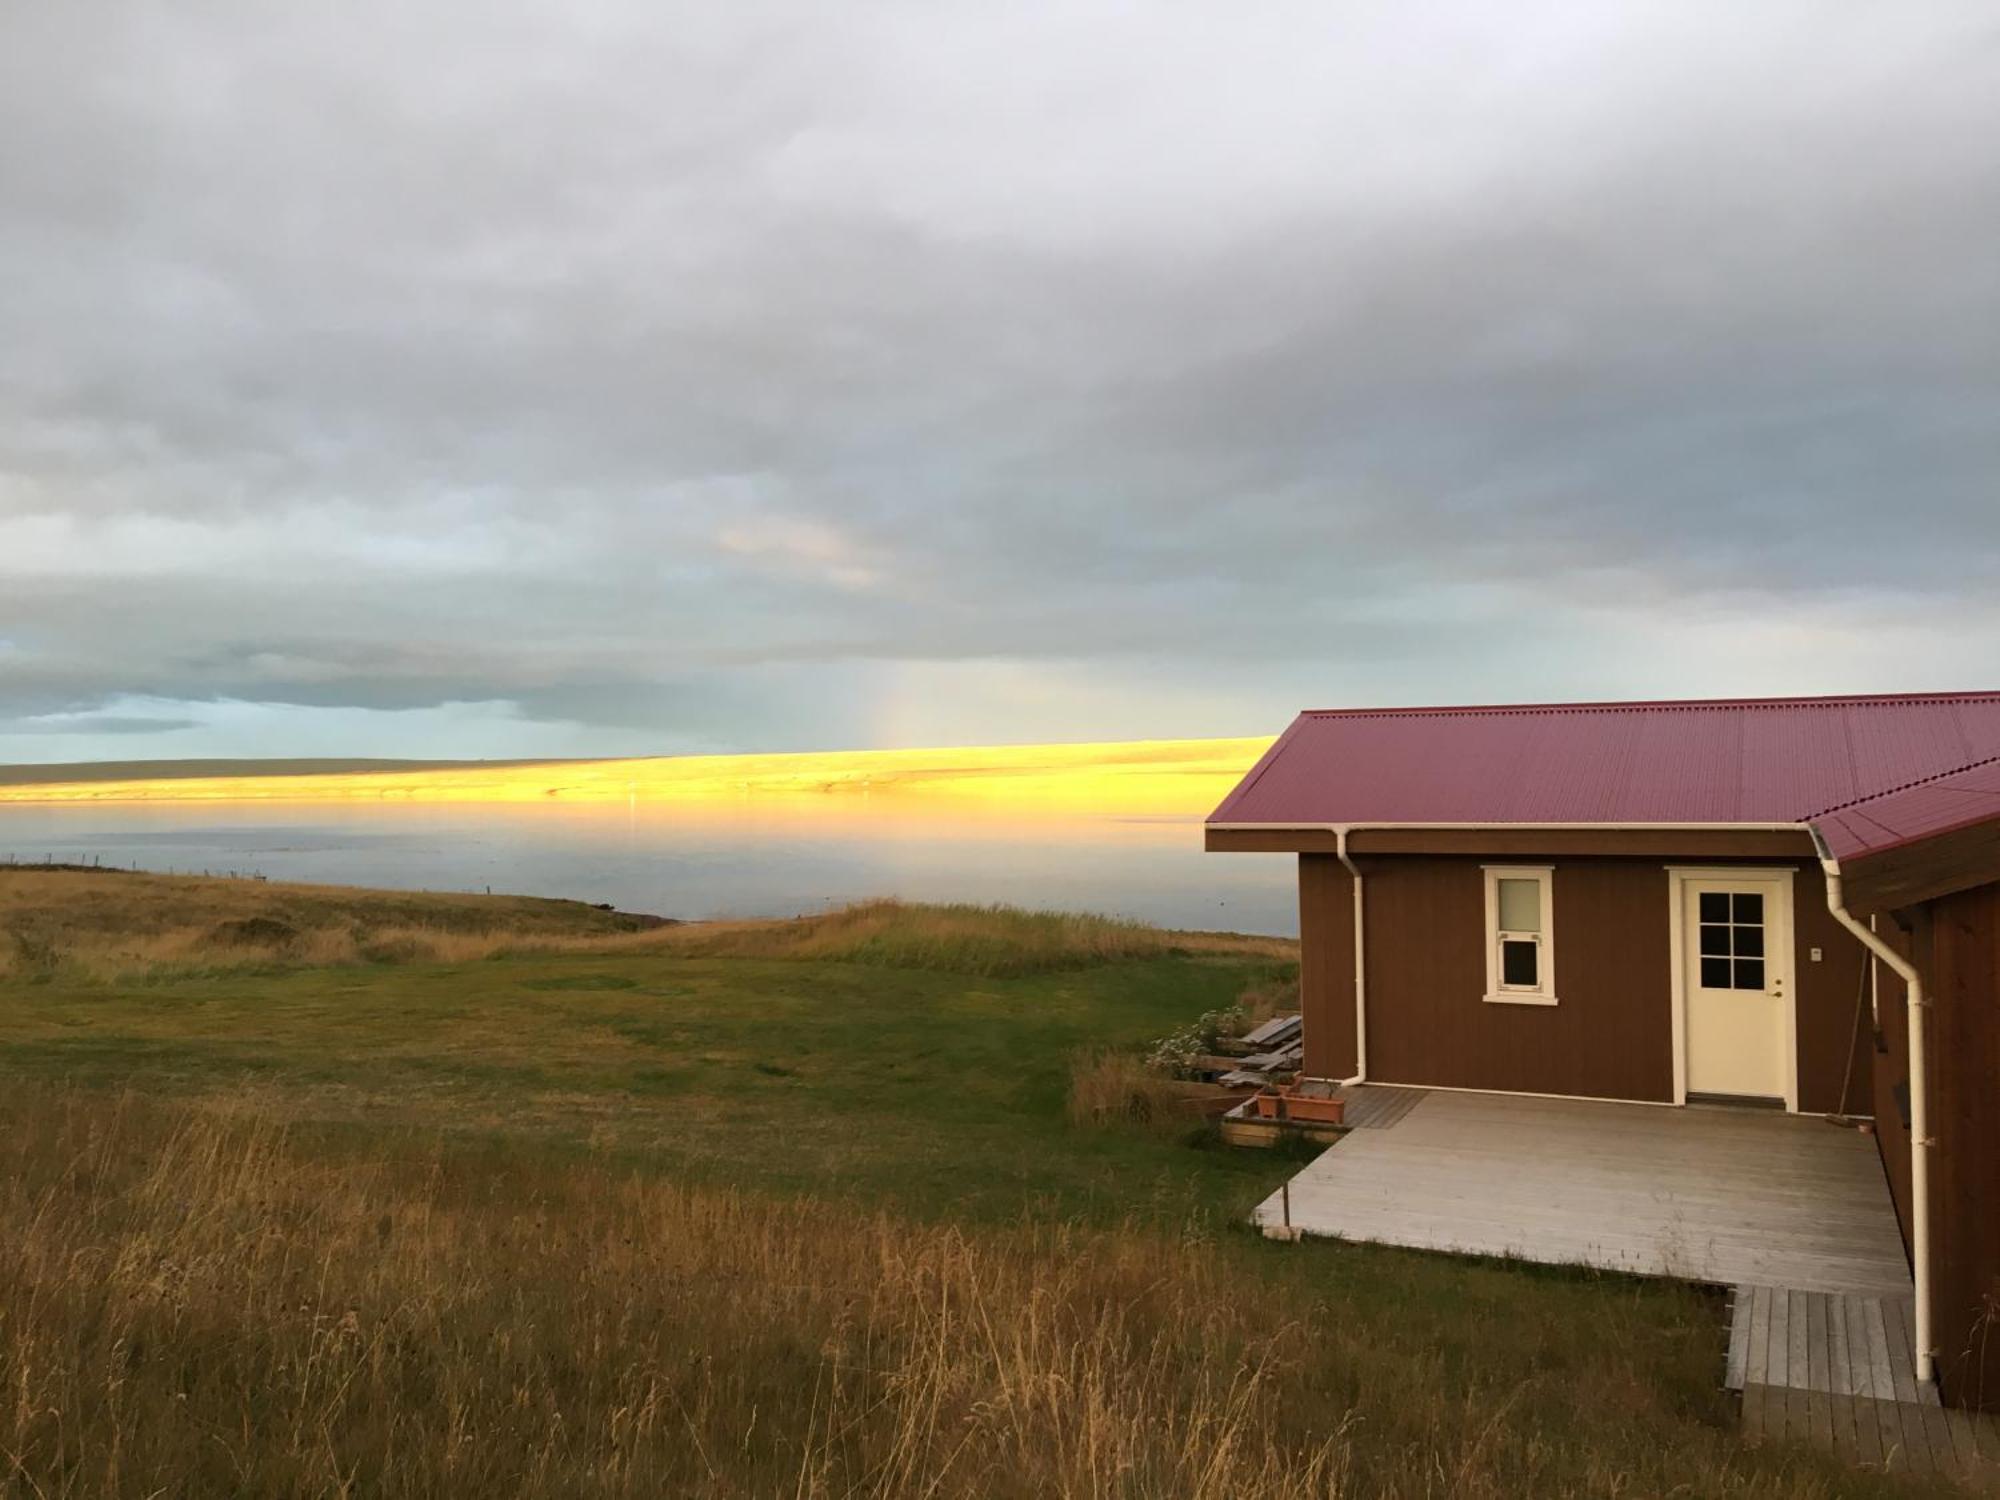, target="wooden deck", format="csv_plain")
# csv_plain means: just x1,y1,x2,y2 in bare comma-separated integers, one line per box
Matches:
1254,1089,1911,1292
1255,1088,2000,1478
1727,1286,1935,1404
1727,1287,2000,1479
